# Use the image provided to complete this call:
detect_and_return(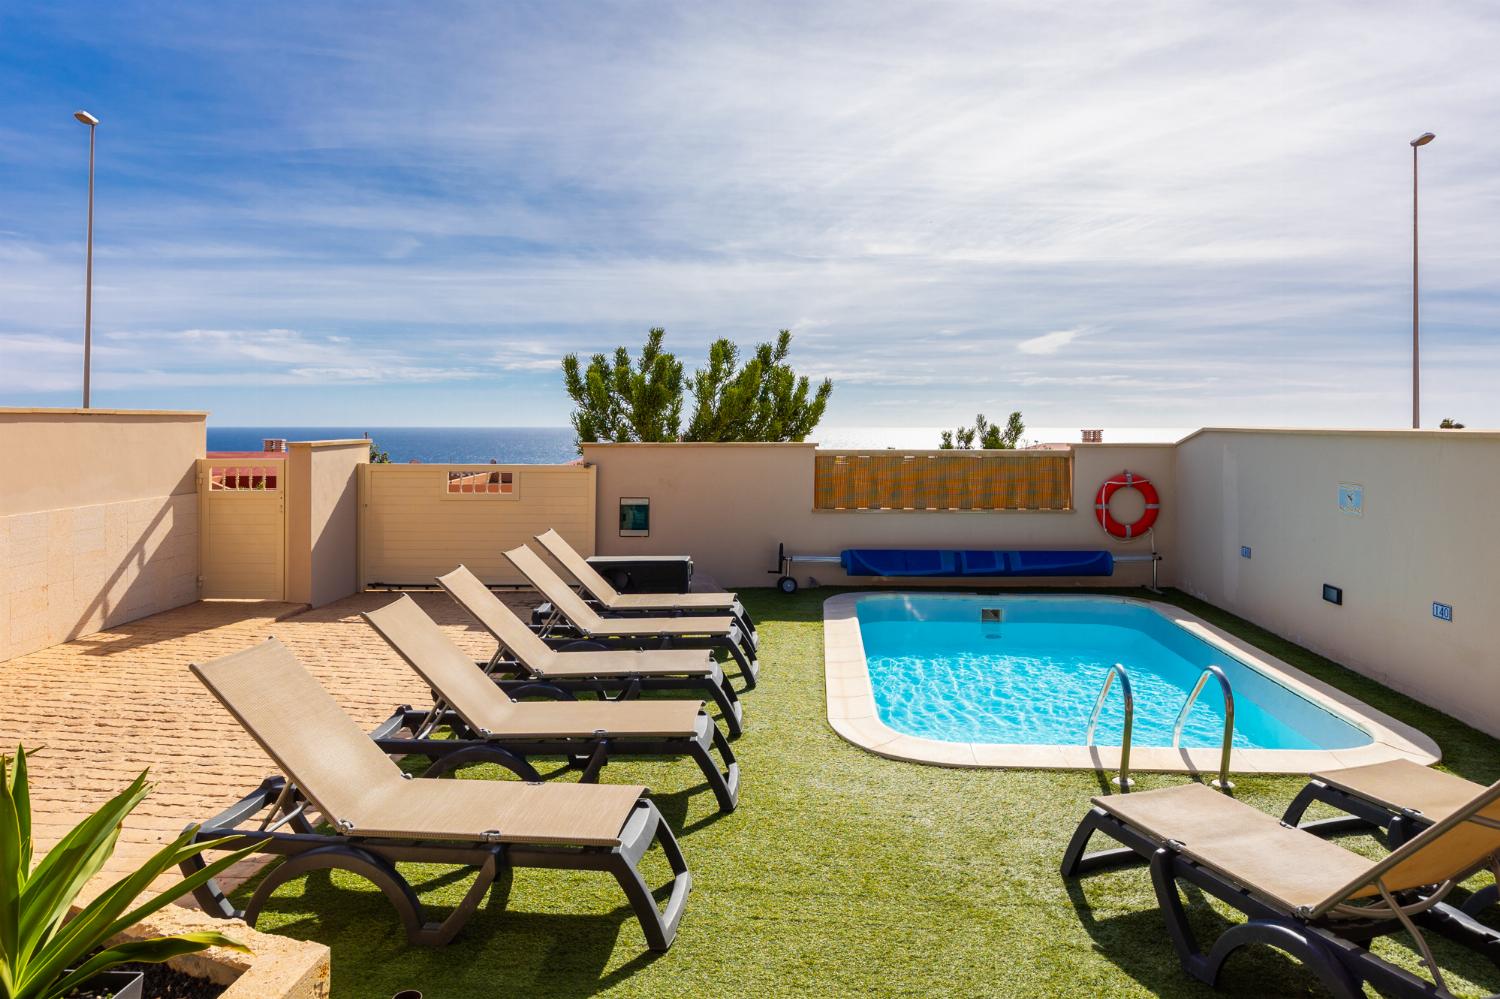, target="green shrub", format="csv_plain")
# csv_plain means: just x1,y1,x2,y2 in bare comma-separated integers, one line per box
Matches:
1,746,257,999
